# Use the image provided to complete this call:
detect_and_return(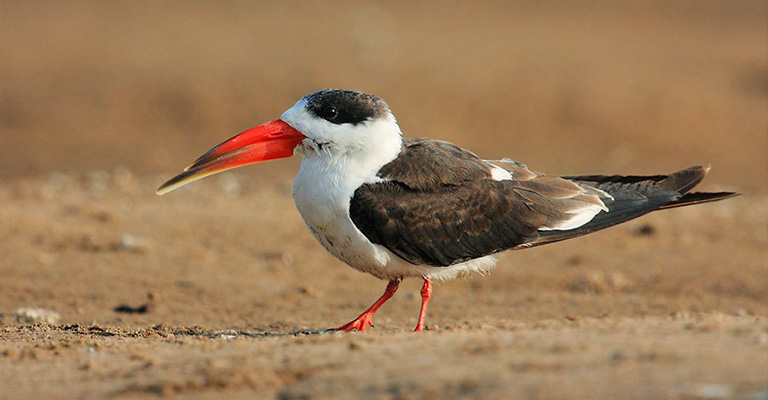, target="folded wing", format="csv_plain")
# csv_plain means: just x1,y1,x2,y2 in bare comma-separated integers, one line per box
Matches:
349,139,736,266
